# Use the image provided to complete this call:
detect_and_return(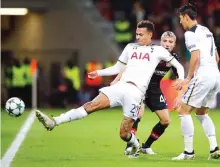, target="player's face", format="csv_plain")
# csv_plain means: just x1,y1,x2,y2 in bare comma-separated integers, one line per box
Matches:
136,28,152,46
161,37,176,52
179,14,188,30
